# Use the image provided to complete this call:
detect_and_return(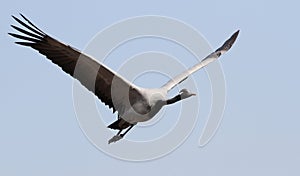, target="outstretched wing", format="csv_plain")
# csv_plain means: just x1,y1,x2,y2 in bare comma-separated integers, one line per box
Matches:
162,30,239,91
9,14,142,115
